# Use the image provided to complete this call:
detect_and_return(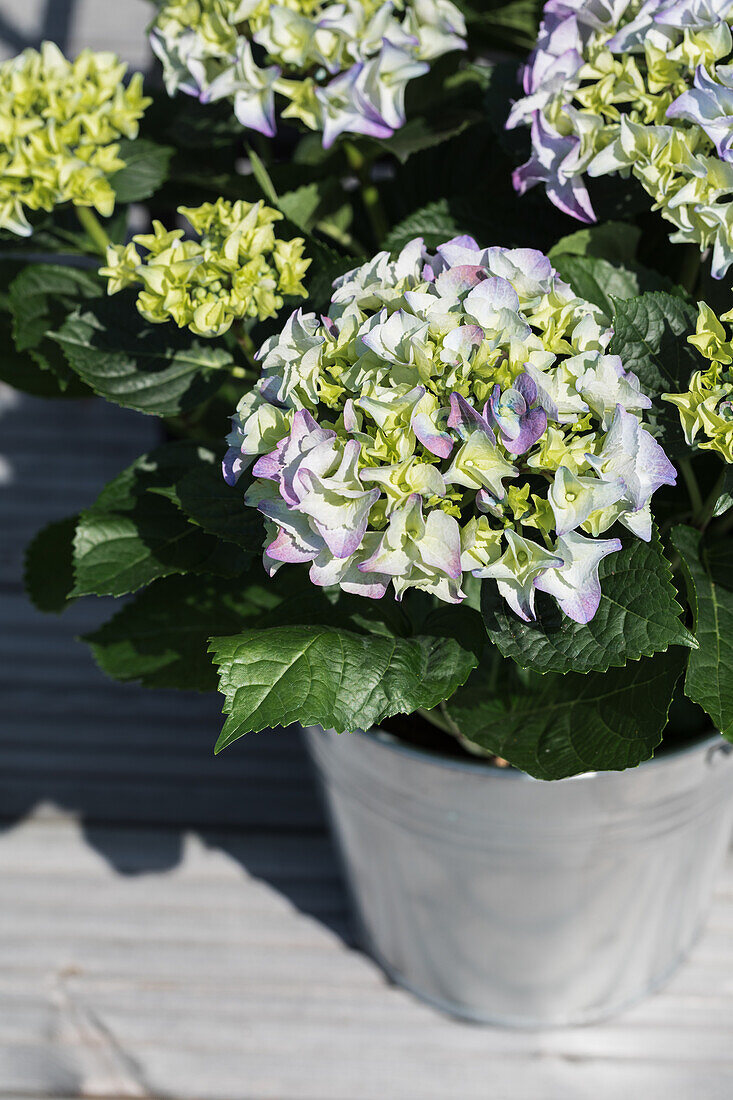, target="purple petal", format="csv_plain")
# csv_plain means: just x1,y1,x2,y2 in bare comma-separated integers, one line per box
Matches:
222,447,246,486
442,324,485,361
503,406,548,454
514,371,537,406
447,392,495,441
266,527,320,564
343,398,359,433
412,413,454,458
252,443,286,482
436,235,481,267
434,264,487,298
